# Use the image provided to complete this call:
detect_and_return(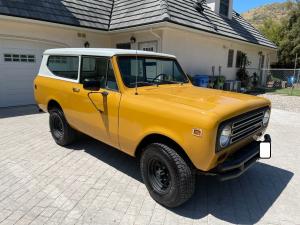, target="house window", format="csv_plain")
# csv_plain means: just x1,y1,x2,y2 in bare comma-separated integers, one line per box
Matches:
4,54,12,62
236,50,244,68
4,54,35,63
220,0,229,17
138,41,158,52
143,47,154,52
116,43,131,49
47,56,79,80
227,49,234,68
